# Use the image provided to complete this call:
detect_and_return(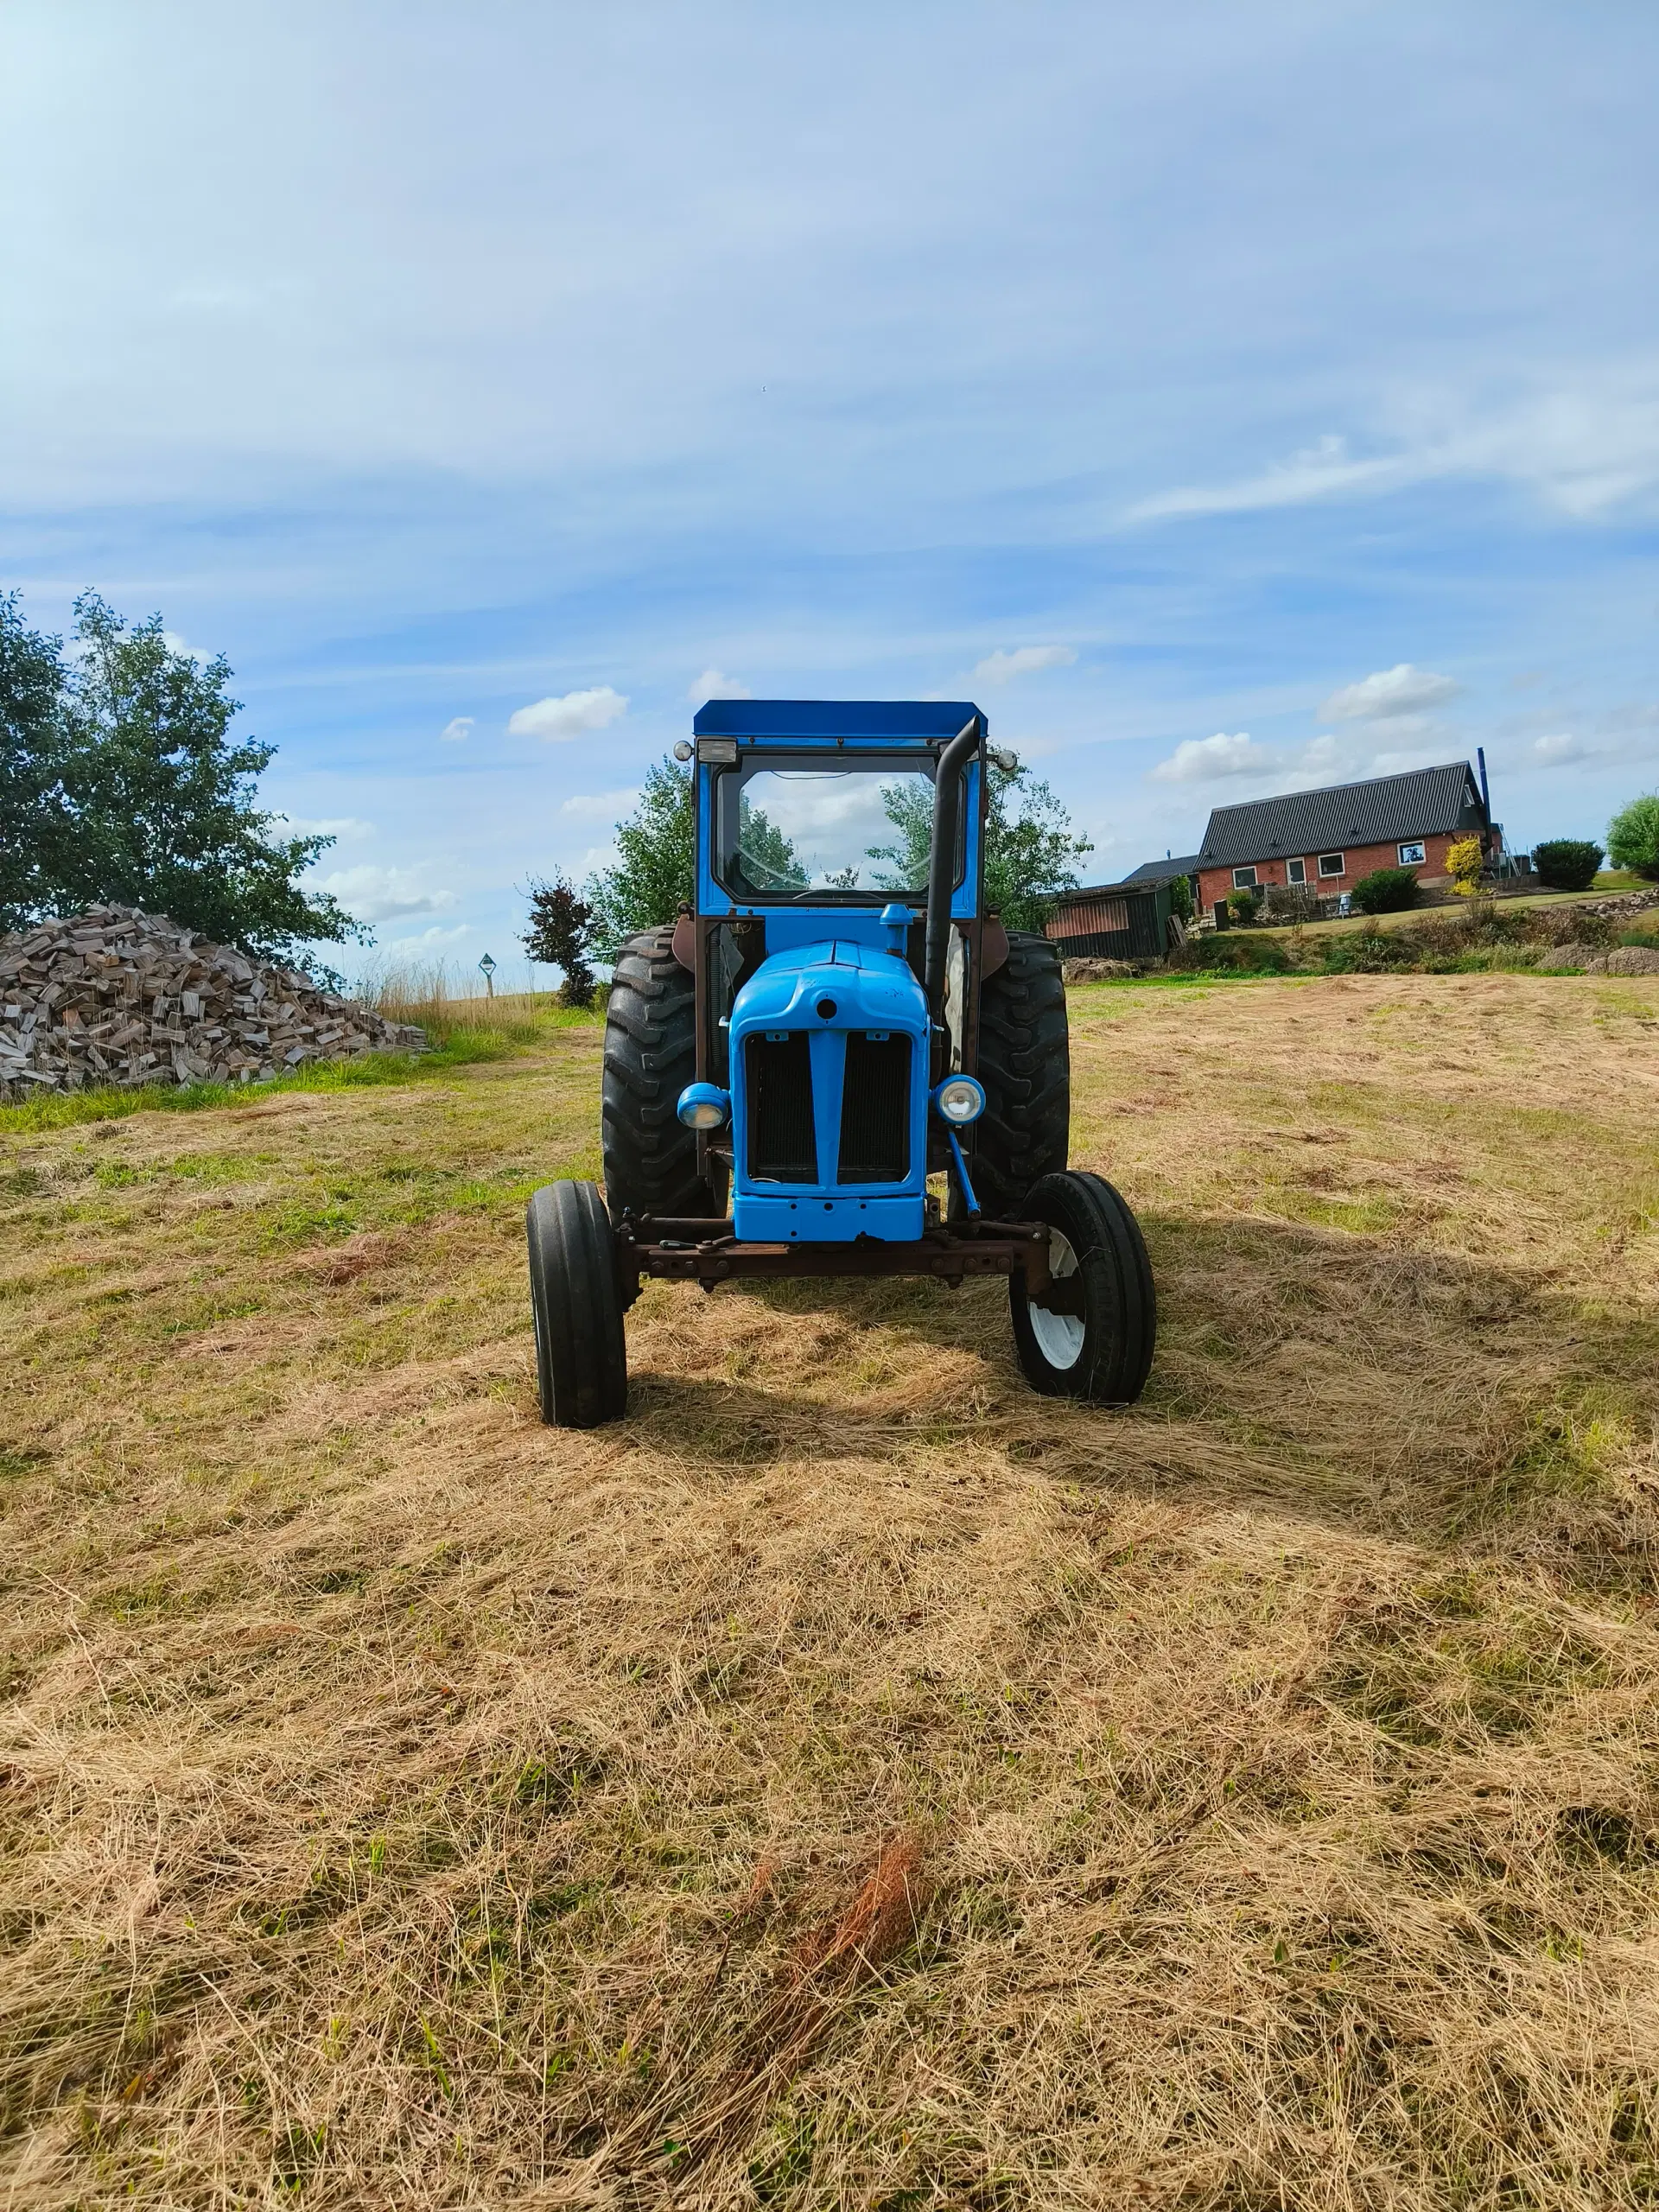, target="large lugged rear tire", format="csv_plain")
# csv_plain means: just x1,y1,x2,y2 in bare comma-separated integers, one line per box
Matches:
973,930,1070,1218
601,926,720,1222
1009,1170,1155,1405
526,1180,628,1427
